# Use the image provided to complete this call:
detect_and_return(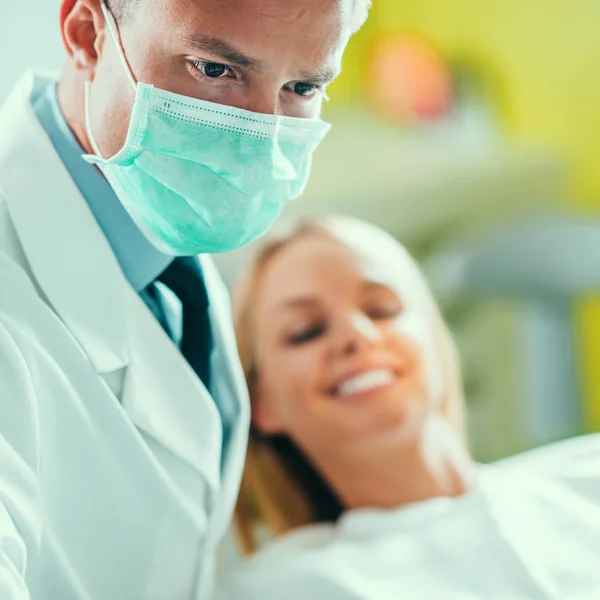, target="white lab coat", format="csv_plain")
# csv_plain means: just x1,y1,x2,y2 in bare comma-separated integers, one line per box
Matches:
216,434,600,600
0,71,249,599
